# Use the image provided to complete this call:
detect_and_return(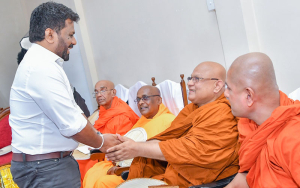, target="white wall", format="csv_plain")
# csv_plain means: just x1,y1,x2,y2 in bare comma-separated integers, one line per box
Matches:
0,0,28,108
2,0,300,109
81,0,225,87
252,0,300,93
0,0,95,112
